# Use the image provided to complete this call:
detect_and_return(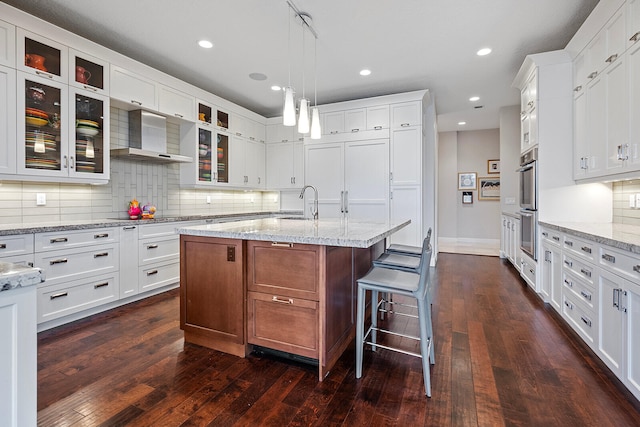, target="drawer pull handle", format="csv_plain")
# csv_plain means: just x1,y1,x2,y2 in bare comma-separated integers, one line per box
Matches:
50,258,68,265
271,296,294,305
93,252,109,258
542,232,548,237
564,279,573,288
580,290,592,301
633,265,640,273
587,71,598,79
581,316,592,328
631,31,640,42
146,270,158,276
94,282,109,289
82,84,97,92
605,54,618,63
50,237,68,244
50,292,68,300
581,246,591,254
0,244,6,249
602,254,615,263
351,128,360,132
564,260,573,267
564,300,573,310
564,240,573,247
400,123,410,127
131,100,142,106
374,126,382,130
147,244,159,249
94,233,109,239
35,70,54,79
271,242,293,248
573,85,582,92
123,226,136,230
580,268,592,278
552,236,560,242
